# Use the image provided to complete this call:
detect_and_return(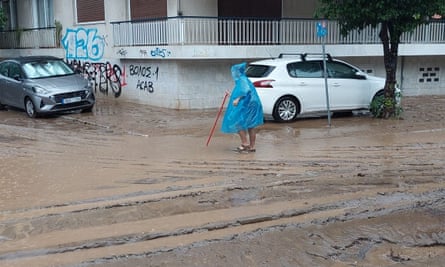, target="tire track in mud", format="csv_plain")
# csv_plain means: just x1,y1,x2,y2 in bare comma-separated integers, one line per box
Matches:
1,148,444,266
0,96,445,266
